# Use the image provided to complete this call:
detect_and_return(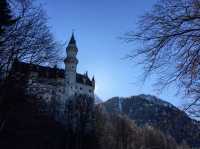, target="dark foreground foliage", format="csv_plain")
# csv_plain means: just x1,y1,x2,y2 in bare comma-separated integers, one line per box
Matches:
64,95,96,149
0,96,66,149
95,105,191,149
0,79,192,149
